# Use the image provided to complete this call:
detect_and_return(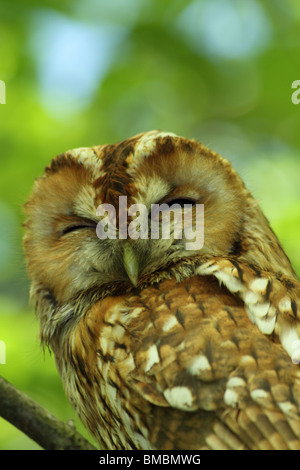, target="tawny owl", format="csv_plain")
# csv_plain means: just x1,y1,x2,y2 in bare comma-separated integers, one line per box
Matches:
23,131,300,450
